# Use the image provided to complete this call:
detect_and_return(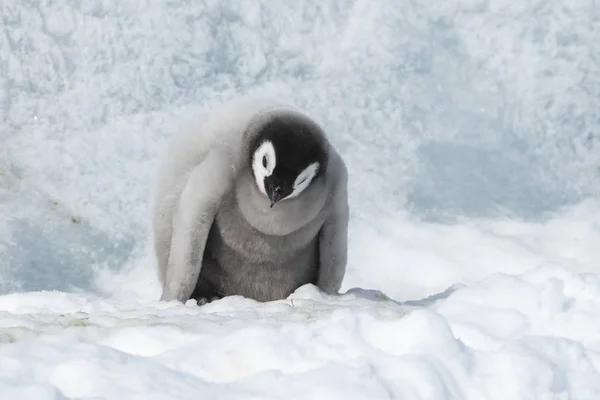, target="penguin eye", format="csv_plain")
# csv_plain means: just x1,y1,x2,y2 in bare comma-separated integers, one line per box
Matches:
262,155,267,168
